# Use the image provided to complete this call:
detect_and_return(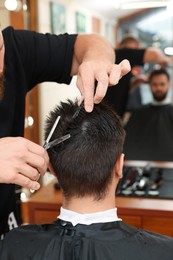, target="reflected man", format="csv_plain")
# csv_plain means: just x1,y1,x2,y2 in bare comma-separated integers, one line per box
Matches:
104,35,171,117
124,68,173,161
